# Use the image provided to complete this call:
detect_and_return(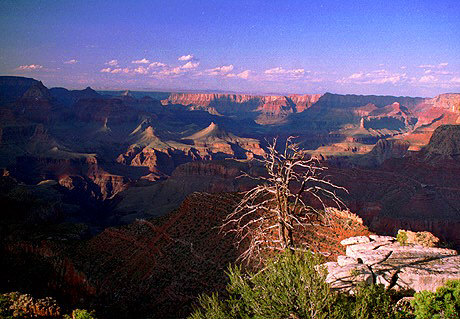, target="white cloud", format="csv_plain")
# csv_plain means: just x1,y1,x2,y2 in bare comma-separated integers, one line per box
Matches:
16,64,43,70
106,59,118,66
435,70,452,75
264,67,305,76
400,66,407,70
237,70,251,79
178,54,194,61
340,69,407,85
419,75,438,83
451,77,460,84
206,64,234,75
100,68,111,73
64,59,78,64
418,64,435,69
418,62,449,69
263,67,306,81
349,72,364,79
132,58,150,64
148,61,166,68
152,67,183,77
134,66,149,74
370,75,403,84
111,68,130,74
181,61,200,69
